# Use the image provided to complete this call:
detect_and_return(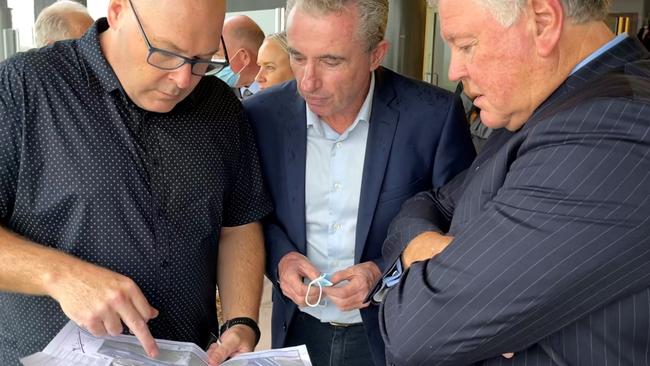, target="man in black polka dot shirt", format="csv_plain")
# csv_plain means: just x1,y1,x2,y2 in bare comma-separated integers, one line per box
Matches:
0,0,271,364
